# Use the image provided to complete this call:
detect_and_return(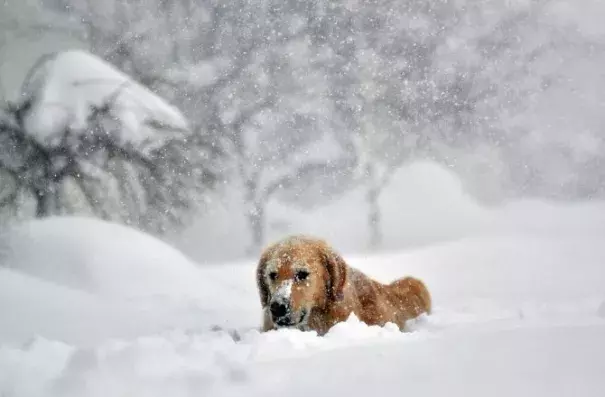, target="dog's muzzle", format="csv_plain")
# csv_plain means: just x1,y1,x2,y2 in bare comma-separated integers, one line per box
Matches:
269,301,308,328
270,301,290,322
269,280,309,328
